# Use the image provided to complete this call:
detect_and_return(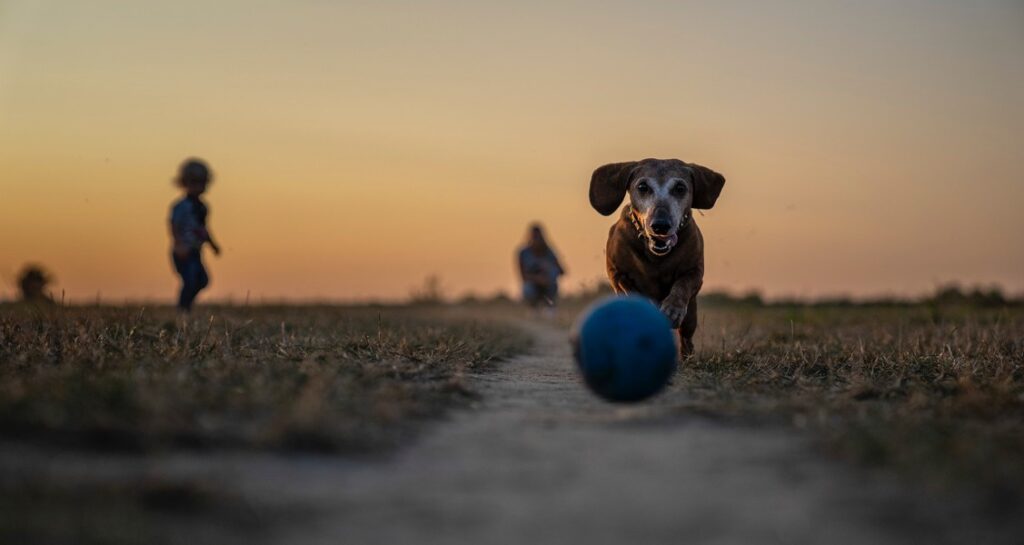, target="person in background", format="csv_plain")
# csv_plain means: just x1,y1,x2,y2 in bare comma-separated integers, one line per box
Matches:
517,223,565,315
169,158,221,313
